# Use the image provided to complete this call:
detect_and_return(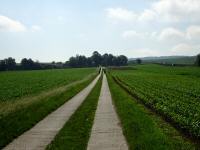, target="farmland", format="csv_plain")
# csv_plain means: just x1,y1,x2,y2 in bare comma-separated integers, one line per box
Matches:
107,74,196,149
109,64,200,140
0,68,97,148
1,64,200,149
0,68,96,102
